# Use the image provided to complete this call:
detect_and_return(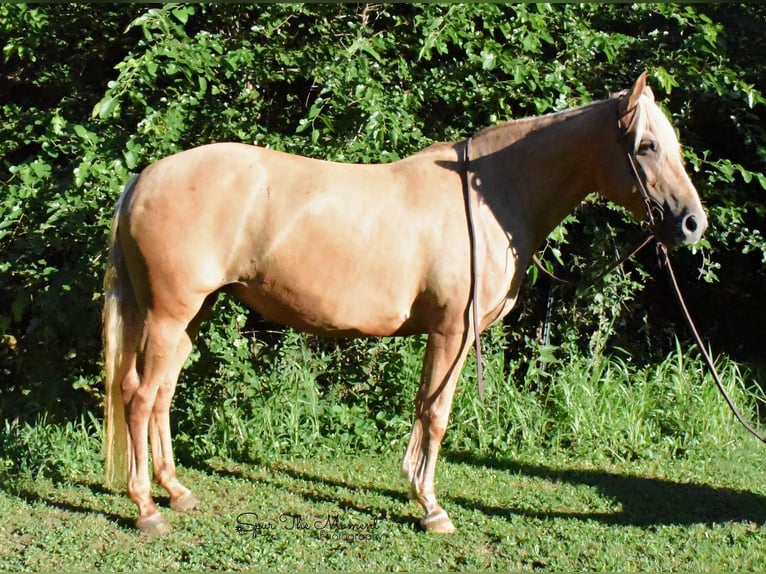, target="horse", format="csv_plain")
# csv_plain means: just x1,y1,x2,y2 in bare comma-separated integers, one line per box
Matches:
102,72,707,535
